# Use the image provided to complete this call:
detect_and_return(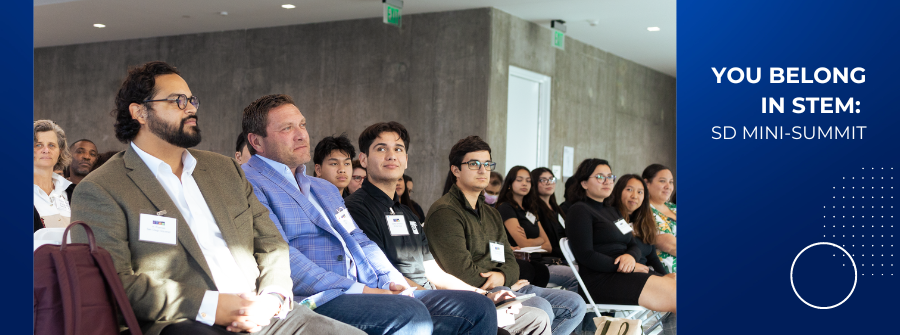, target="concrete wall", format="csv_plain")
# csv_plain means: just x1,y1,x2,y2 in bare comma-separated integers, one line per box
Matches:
33,7,676,211
34,9,493,210
487,9,677,201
